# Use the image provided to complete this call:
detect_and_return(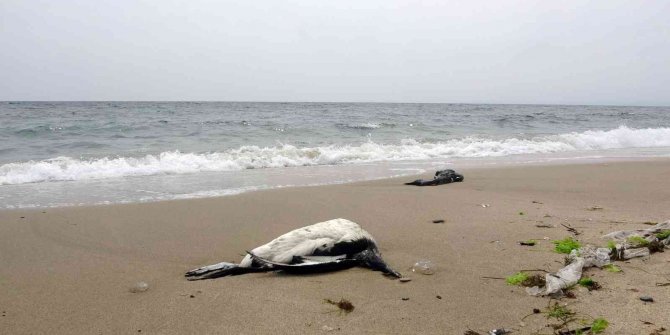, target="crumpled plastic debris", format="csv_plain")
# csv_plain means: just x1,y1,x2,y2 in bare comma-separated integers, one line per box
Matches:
605,221,668,259
527,221,669,296
546,259,584,296
623,248,650,259
572,246,611,268
526,246,610,296
602,221,670,241
526,257,581,296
